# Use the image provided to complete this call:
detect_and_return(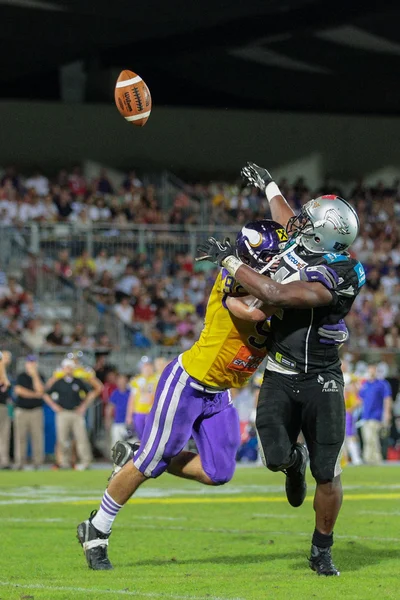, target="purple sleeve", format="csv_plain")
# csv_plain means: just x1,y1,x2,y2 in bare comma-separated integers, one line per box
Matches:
109,391,117,405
